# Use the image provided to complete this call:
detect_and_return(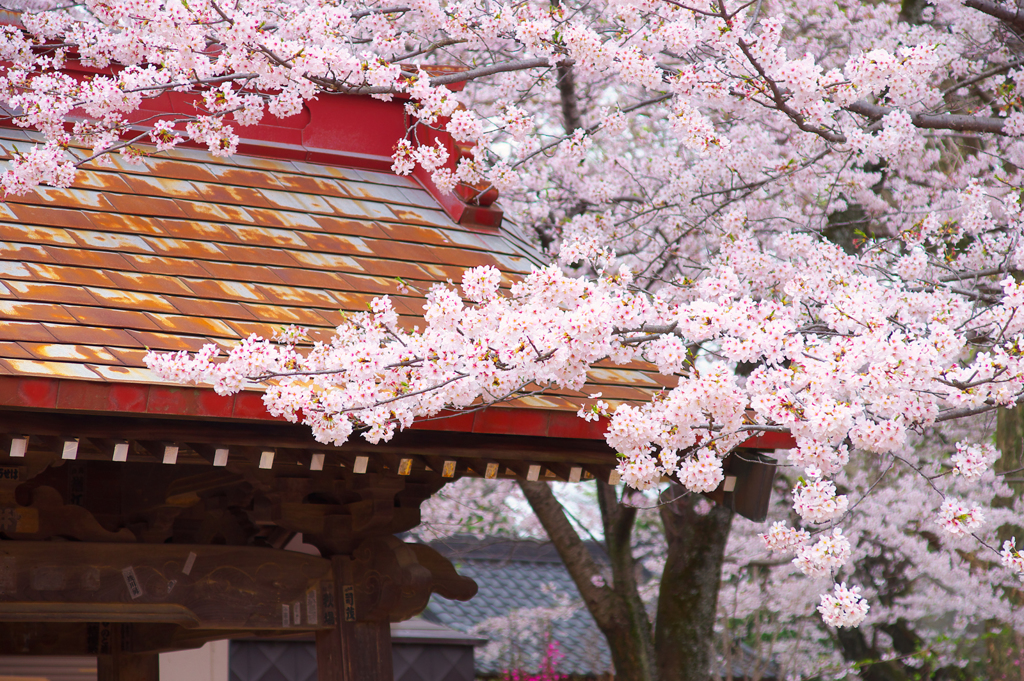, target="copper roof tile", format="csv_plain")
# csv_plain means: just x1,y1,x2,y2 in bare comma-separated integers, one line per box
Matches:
193,183,272,208
166,296,258,321
324,196,397,221
194,262,284,287
85,287,178,314
81,212,164,235
104,347,151,365
147,313,239,338
274,174,351,197
104,271,195,297
223,320,284,339
348,257,431,282
6,205,97,231
586,367,662,387
73,230,154,253
310,216,389,239
0,341,35,359
0,242,54,263
0,222,77,246
0,320,59,342
106,193,190,219
121,254,209,277
324,291,375,311
375,222,453,246
420,263,466,282
203,164,285,189
181,278,264,301
64,306,163,331
20,342,121,364
243,208,323,231
154,218,236,242
12,186,116,211
268,268,352,291
259,189,334,214
388,205,455,229
43,246,136,271
429,245,506,269
365,239,440,264
45,324,137,347
122,174,202,200
298,232,375,256
174,200,255,223
0,358,101,380
5,280,100,306
71,169,134,194
227,225,309,249
337,273,403,296
240,303,335,326
142,236,225,259
89,364,160,383
286,251,365,272
0,261,32,278
0,202,19,221
0,300,78,324
216,244,303,268
126,329,215,352
142,158,221,183
255,284,337,307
